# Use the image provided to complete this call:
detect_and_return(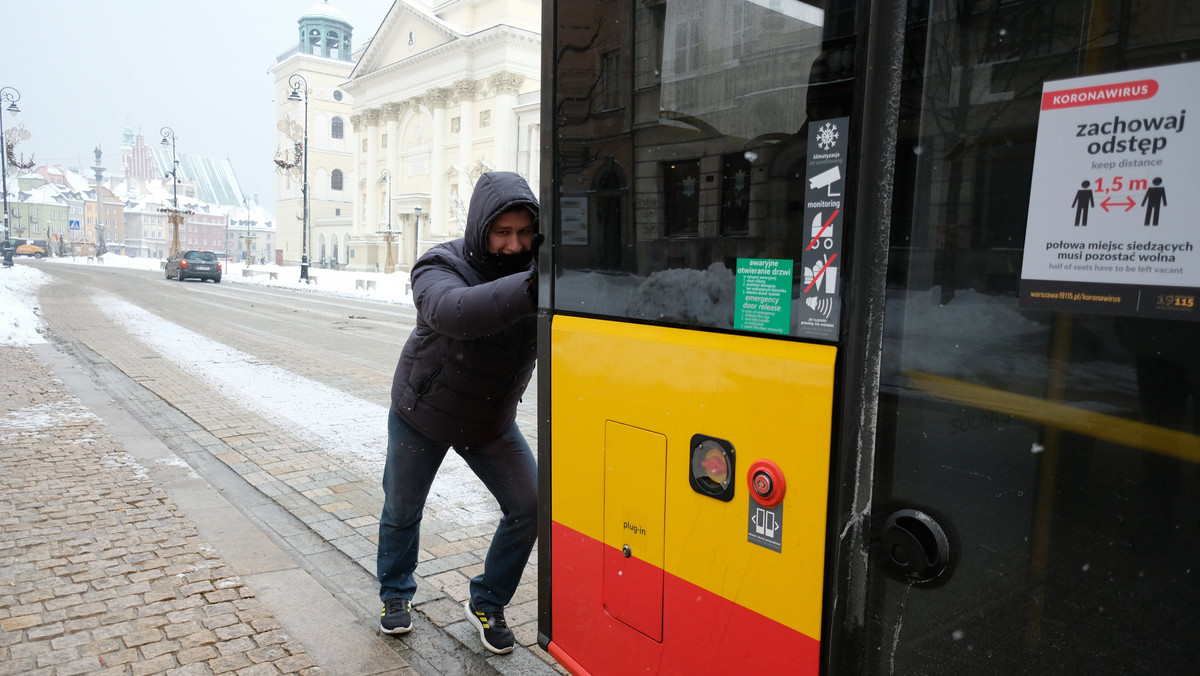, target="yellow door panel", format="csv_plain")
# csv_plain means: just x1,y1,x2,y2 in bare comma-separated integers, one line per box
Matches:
552,315,836,637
